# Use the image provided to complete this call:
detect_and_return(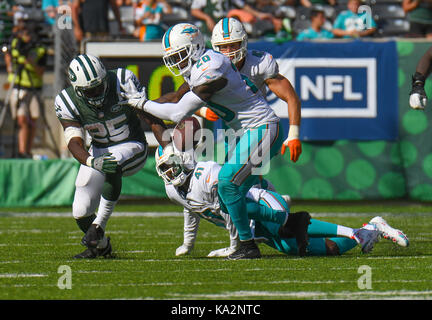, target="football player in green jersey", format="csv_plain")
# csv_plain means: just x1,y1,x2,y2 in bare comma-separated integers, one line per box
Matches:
54,54,168,259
